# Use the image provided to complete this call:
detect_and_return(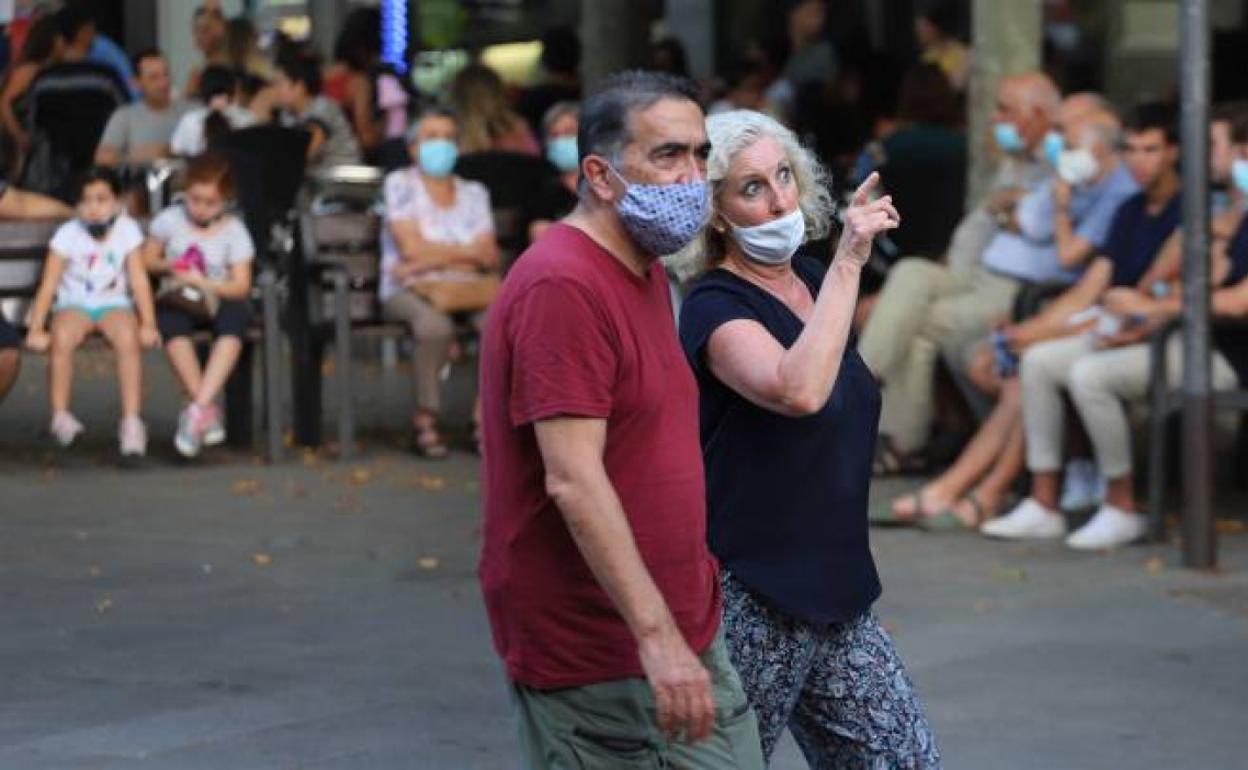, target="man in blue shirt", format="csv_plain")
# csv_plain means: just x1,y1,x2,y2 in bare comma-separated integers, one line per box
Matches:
984,104,1186,550
861,88,1126,467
